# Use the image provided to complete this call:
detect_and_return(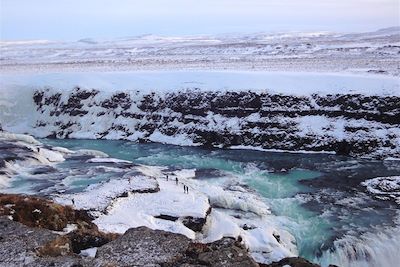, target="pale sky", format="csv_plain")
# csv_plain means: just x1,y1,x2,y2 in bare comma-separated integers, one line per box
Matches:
0,0,399,40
